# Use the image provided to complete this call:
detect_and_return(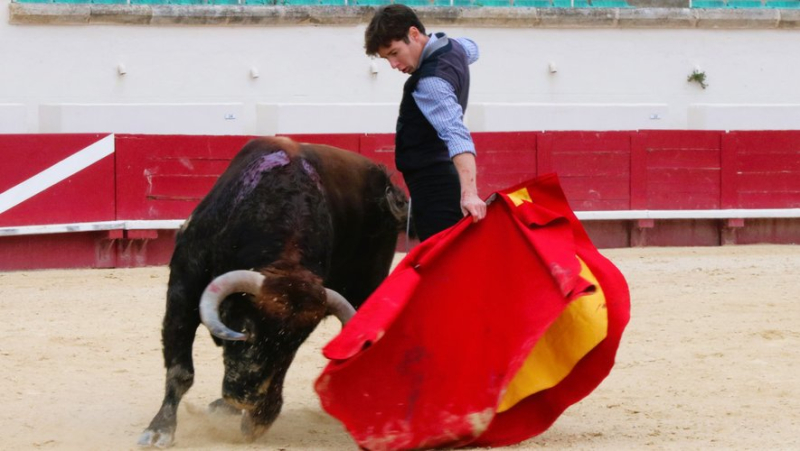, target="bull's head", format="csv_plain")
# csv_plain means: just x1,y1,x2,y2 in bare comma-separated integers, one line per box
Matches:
198,266,354,439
